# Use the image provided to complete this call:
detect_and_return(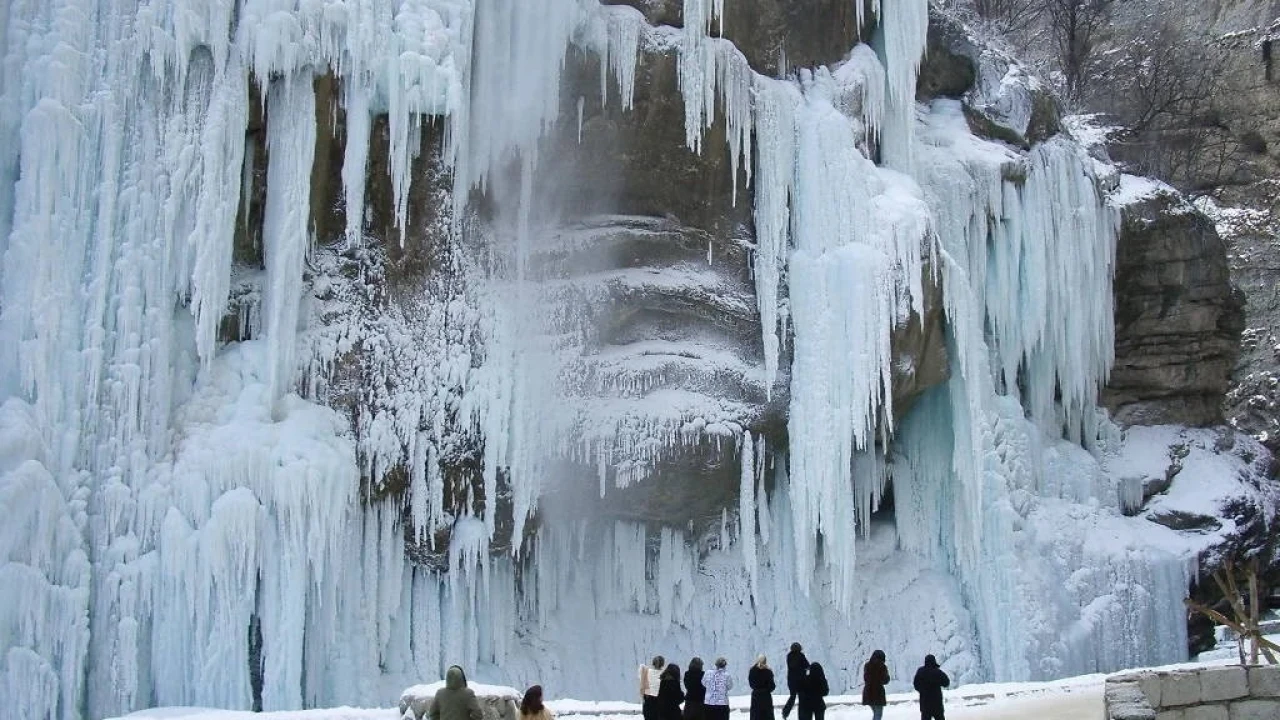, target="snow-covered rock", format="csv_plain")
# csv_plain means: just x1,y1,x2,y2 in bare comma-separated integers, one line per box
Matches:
398,683,520,720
